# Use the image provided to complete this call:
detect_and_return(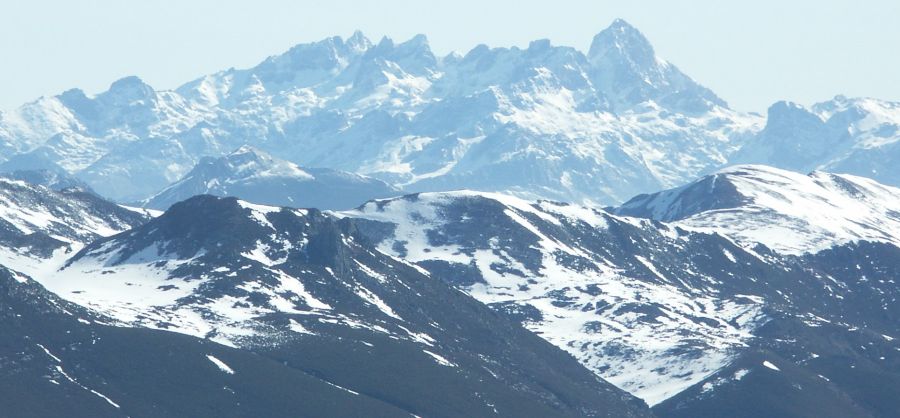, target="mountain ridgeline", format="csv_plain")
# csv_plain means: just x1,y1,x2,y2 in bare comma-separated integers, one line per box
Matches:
4,158,900,416
0,20,756,205
0,185,652,417
3,19,898,207
1,16,900,418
